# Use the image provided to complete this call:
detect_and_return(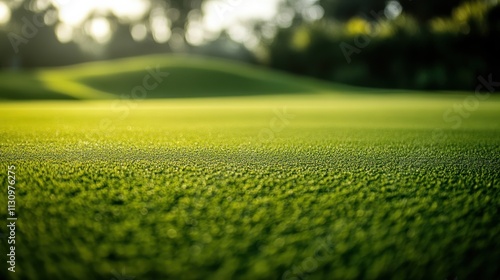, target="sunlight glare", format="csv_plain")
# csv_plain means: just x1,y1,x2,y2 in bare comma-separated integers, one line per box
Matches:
385,1,403,20
88,17,111,43
0,2,11,25
151,16,171,43
186,22,205,46
52,0,149,26
55,23,73,43
202,0,281,32
131,23,148,41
